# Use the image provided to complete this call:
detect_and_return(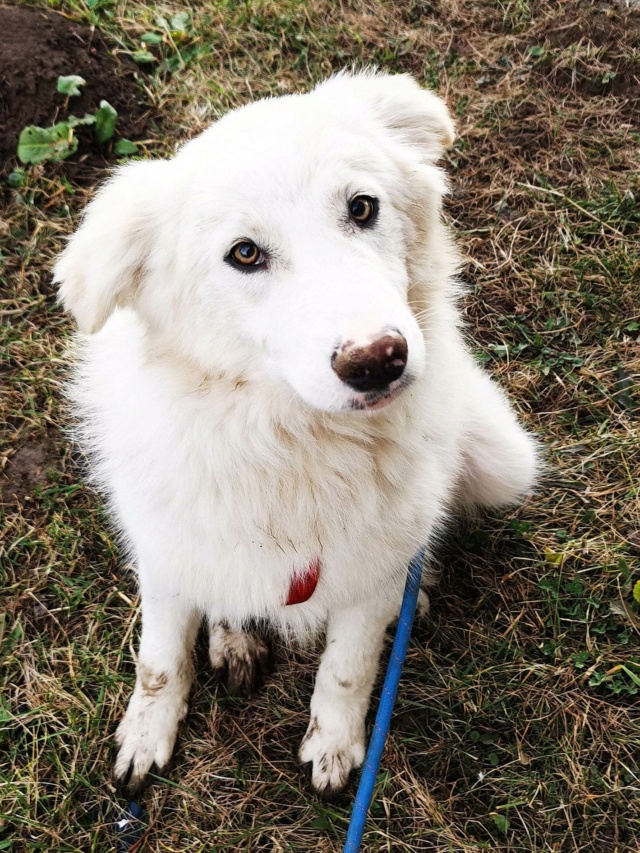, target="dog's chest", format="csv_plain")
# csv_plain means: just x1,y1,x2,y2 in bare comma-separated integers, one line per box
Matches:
125,403,431,625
